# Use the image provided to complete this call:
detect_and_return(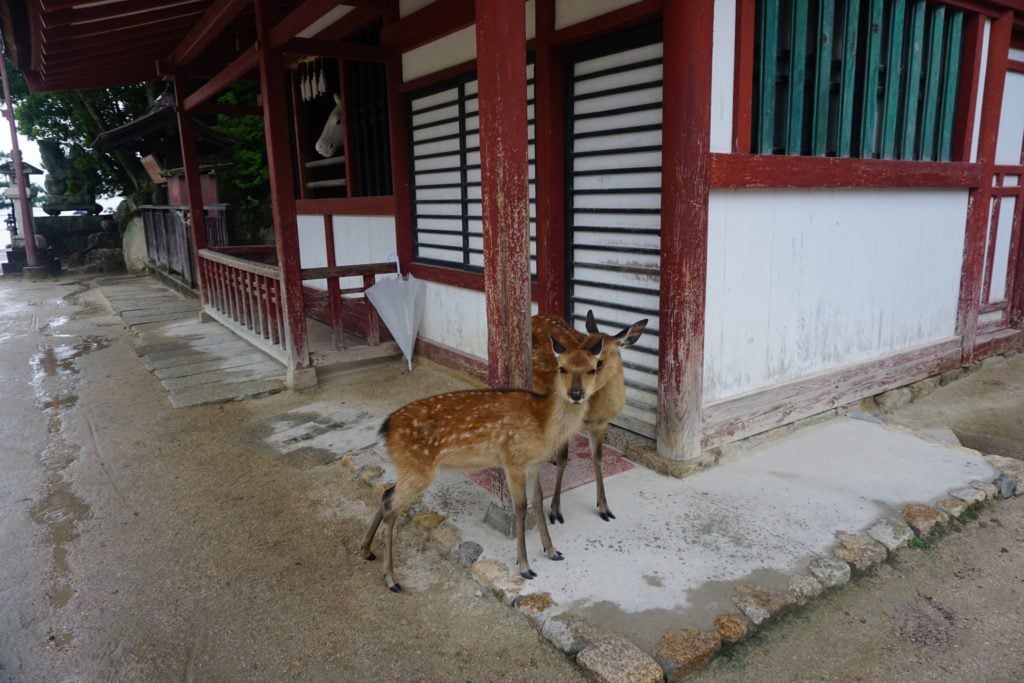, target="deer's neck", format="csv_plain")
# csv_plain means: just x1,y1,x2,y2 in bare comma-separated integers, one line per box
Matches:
543,392,588,454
